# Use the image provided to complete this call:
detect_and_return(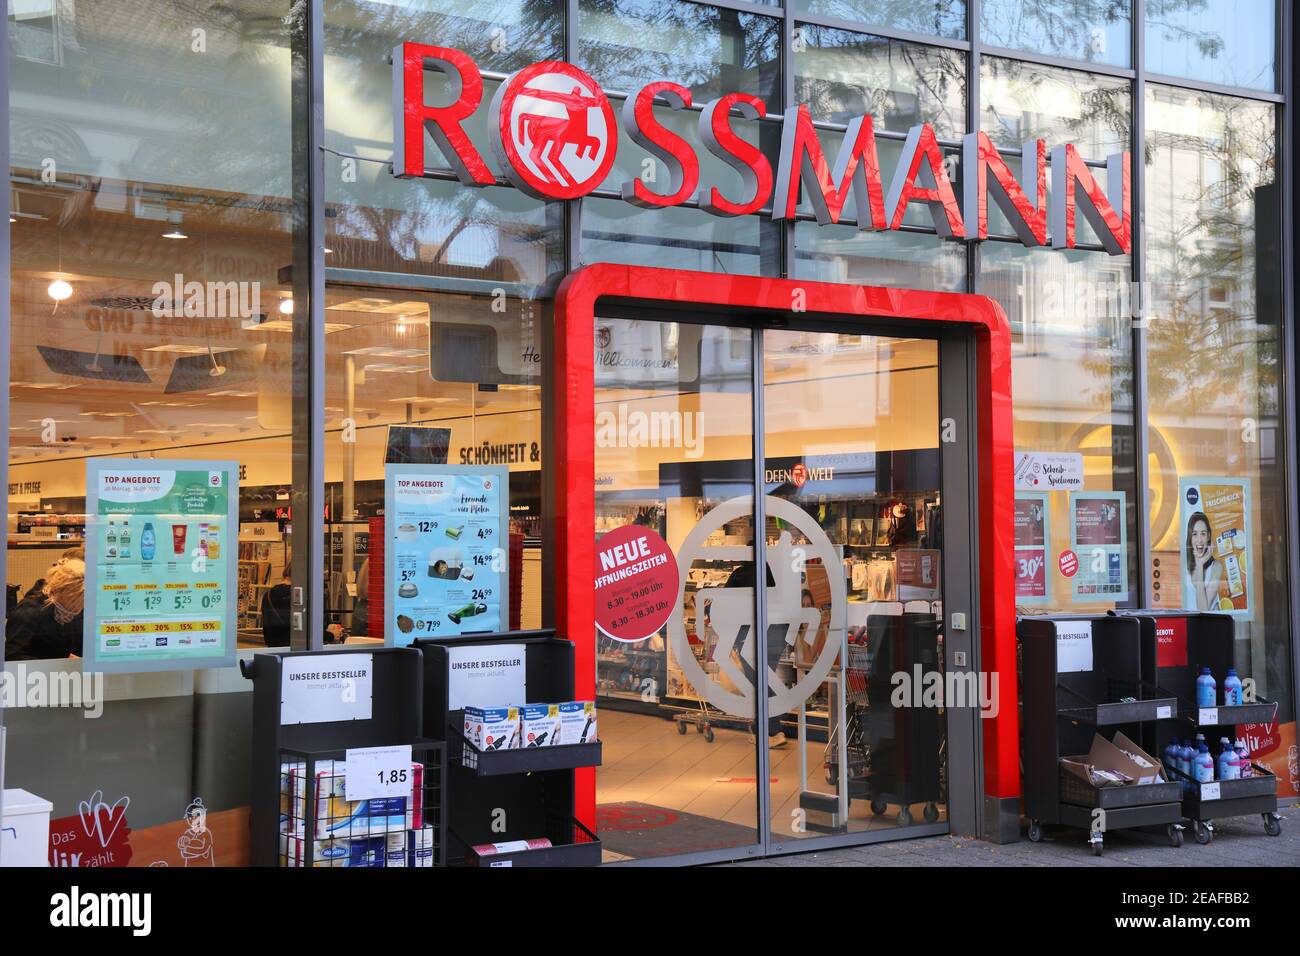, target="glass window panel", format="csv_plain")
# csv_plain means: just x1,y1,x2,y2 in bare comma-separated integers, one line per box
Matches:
793,24,967,287
578,0,783,274
1145,0,1276,92
981,0,1131,68
7,0,297,856
1144,85,1292,725
791,0,966,40
322,1,558,655
982,56,1130,246
978,60,1138,611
